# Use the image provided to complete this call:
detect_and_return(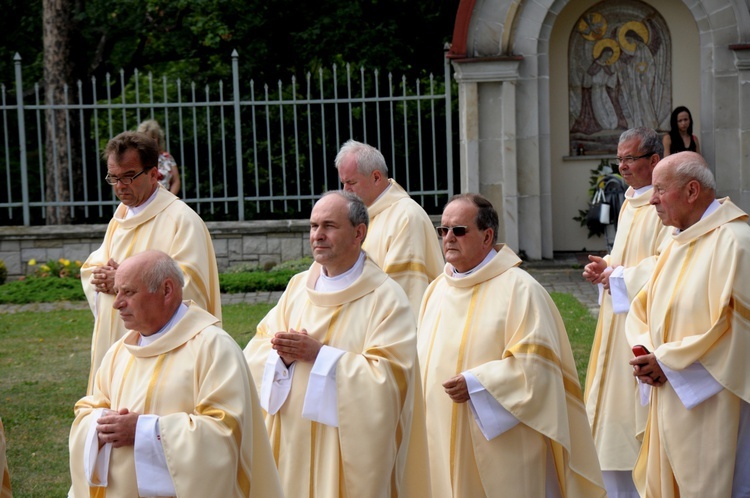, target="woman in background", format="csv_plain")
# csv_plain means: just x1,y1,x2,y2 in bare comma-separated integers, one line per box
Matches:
137,119,182,195
663,106,700,156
